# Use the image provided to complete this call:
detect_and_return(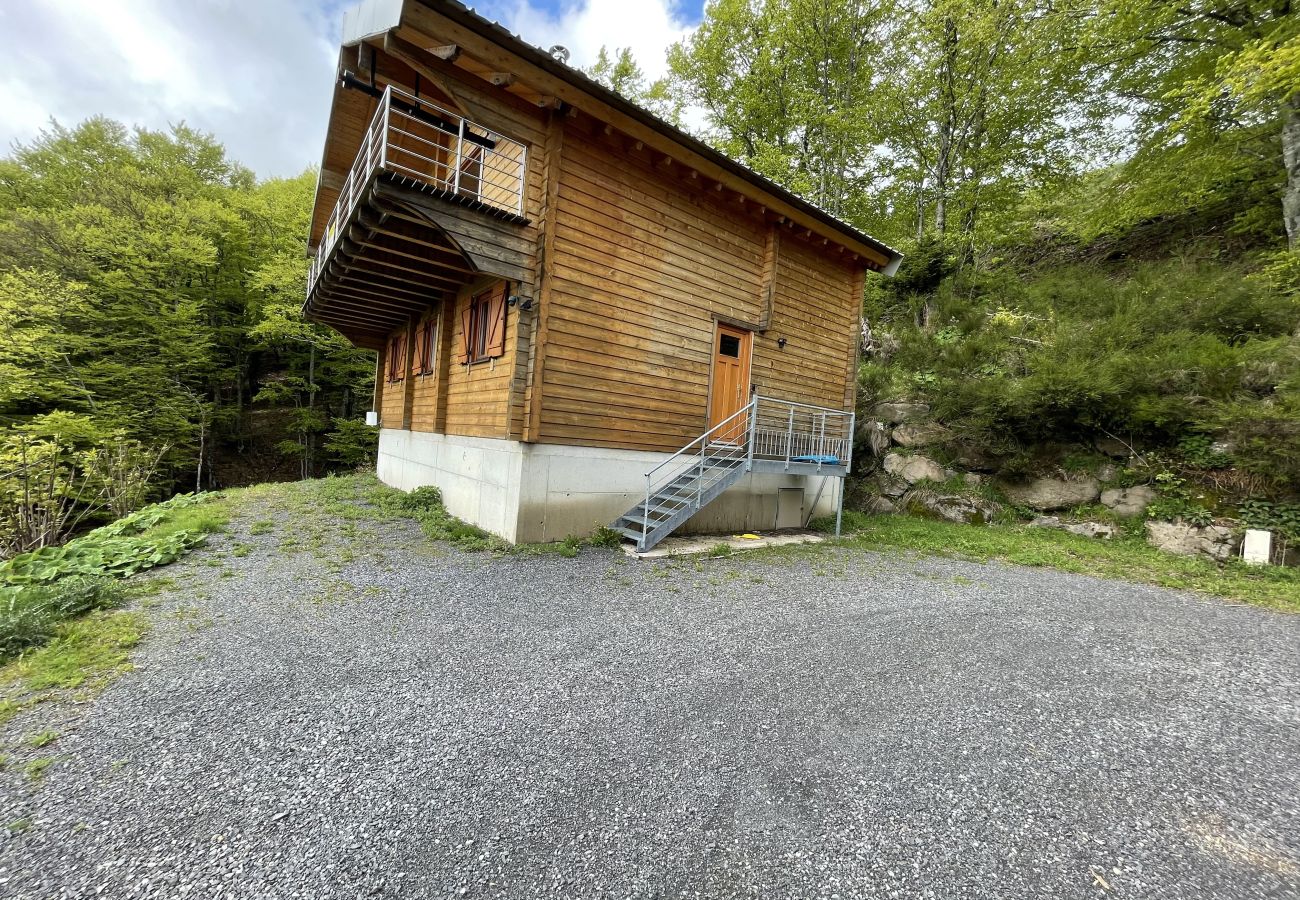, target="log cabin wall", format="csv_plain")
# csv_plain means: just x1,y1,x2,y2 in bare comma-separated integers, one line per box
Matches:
441,278,518,437
354,48,551,442
378,325,407,426
530,114,866,454
757,236,863,412
352,41,869,453
409,308,440,432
